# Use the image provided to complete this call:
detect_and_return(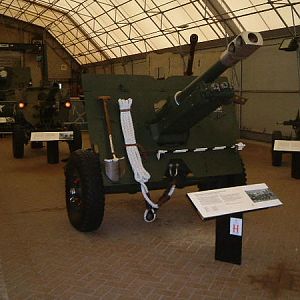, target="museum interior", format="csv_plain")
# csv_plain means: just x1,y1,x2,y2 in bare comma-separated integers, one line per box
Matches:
0,1,300,299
